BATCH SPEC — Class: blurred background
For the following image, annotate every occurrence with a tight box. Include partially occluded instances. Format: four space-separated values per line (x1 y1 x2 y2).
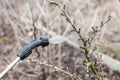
0 0 120 80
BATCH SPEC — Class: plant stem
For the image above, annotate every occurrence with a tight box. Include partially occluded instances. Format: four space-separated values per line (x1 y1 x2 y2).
80 35 103 80
50 2 104 80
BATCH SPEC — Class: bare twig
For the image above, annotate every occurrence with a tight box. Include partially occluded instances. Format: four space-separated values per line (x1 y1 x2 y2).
30 4 41 58
31 59 82 80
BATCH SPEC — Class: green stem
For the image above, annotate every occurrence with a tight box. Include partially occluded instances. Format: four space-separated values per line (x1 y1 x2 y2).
83 41 103 80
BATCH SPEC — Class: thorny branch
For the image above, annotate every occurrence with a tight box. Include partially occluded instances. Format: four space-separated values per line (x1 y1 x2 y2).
49 1 111 80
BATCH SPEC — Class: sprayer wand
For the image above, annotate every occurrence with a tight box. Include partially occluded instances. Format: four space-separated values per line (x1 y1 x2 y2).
0 37 49 79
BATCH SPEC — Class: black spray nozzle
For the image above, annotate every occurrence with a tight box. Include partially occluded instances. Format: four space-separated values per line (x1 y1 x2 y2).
17 37 49 60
